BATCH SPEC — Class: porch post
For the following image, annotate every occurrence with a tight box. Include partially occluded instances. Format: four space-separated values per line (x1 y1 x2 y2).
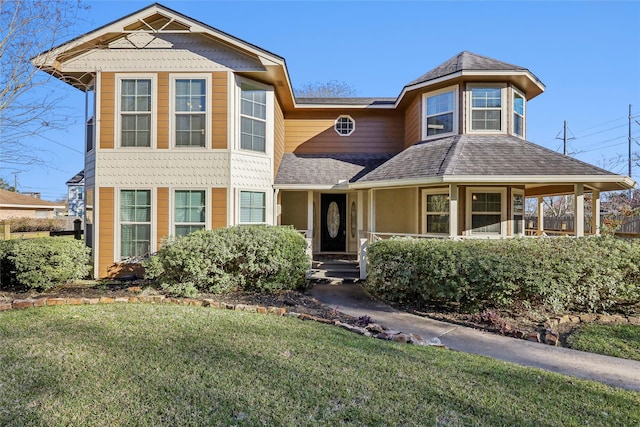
368 189 376 235
592 190 600 235
575 184 584 237
537 196 545 235
449 184 458 238
273 189 280 225
357 190 364 237
306 191 314 239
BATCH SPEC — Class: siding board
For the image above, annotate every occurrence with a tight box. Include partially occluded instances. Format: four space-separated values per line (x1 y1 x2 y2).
211 187 227 229
98 187 114 278
404 96 421 148
274 97 285 177
212 72 228 149
157 187 169 247
157 72 169 149
100 73 115 149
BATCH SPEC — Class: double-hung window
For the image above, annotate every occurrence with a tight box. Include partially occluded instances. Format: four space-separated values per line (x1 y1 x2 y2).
468 189 505 235
174 190 206 237
175 78 206 147
423 87 457 138
513 90 525 137
240 191 266 223
240 83 267 152
423 191 450 234
470 85 504 132
120 190 151 258
120 79 152 147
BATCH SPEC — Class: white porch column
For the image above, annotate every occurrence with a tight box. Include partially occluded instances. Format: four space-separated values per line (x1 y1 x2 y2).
273 189 280 225
575 184 584 237
368 189 376 235
592 190 600 235
537 196 545 235
449 184 458 238
306 191 314 238
357 190 364 236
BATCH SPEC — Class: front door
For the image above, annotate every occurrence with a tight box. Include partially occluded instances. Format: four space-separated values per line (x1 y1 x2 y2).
320 194 346 252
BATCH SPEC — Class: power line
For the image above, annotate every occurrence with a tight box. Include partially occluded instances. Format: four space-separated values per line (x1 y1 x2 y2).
37 134 83 154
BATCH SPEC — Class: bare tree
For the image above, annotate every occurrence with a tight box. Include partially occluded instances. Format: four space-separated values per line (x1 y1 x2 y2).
0 0 88 167
294 80 358 98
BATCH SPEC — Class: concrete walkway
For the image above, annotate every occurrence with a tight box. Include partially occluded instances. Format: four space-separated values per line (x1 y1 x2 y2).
310 282 640 392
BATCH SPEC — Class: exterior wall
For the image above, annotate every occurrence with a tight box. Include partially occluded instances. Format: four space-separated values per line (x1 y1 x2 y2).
157 72 169 149
157 187 169 247
404 95 421 148
212 71 228 149
375 188 418 234
280 191 308 231
99 72 115 149
211 187 227 229
273 97 285 178
284 110 404 154
0 208 57 220
97 187 114 278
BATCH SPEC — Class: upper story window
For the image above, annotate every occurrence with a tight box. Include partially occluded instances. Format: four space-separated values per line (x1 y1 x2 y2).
335 115 355 136
468 84 506 133
422 86 458 139
119 78 152 147
174 77 207 148
240 83 267 152
513 89 525 138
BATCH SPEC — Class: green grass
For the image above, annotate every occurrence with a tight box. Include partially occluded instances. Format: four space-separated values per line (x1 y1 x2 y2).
566 323 640 361
0 305 638 426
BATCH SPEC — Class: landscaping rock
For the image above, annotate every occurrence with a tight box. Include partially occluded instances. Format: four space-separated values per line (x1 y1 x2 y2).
114 297 129 303
579 314 597 323
67 298 83 305
99 297 114 304
12 299 35 309
0 302 13 311
365 323 385 334
47 298 66 306
628 316 640 325
527 332 541 343
83 298 100 304
33 298 47 307
544 331 559 346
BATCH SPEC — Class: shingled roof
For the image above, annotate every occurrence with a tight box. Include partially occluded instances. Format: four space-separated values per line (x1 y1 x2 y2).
0 189 65 208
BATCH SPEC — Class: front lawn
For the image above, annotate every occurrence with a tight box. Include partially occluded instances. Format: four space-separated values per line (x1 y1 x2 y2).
0 305 638 426
566 323 640 361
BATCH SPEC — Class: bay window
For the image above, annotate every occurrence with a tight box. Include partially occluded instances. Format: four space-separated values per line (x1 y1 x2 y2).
469 85 505 132
240 83 267 152
240 191 266 223
512 191 525 236
467 188 506 235
423 191 450 234
513 90 525 137
423 87 457 138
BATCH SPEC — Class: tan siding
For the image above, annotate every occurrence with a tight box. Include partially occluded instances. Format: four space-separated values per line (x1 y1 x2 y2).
280 191 307 230
157 72 169 149
375 188 418 234
404 95 421 148
284 111 404 154
157 187 169 246
274 97 285 177
100 73 115 149
212 72 228 149
98 187 114 278
211 187 227 229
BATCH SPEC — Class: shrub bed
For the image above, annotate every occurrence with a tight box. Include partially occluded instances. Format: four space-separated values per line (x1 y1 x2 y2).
366 236 640 314
0 238 91 290
144 225 309 295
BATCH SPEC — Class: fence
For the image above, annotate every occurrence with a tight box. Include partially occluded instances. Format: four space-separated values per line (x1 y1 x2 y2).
0 219 83 241
526 215 640 237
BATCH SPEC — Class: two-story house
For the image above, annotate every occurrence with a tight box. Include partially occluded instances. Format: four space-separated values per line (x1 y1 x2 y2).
33 3 635 279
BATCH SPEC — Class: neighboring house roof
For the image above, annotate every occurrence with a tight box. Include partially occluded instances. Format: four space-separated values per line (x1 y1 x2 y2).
66 170 85 185
275 136 634 192
0 189 65 209
275 153 393 187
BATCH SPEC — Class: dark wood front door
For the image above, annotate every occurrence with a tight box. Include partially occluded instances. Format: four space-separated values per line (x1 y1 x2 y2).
320 194 346 252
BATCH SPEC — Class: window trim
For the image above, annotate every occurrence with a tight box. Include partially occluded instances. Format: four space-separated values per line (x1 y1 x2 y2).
115 74 157 149
466 83 507 134
465 187 507 236
421 188 450 235
169 73 211 149
511 189 525 236
238 189 267 224
172 188 209 237
421 85 458 140
117 188 154 260
235 77 273 155
334 115 355 136
512 87 526 138
239 81 268 153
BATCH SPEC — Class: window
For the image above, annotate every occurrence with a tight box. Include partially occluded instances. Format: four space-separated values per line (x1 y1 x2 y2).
240 83 267 152
513 90 525 137
120 79 152 147
334 115 355 136
468 189 505 235
423 192 450 234
470 86 504 132
120 190 151 258
174 190 206 237
512 191 525 236
86 88 95 152
240 191 266 223
175 78 206 147
423 87 457 138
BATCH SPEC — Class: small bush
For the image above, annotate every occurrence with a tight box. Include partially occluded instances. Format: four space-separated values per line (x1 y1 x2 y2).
144 226 309 293
4 217 66 232
1 238 91 290
366 236 640 314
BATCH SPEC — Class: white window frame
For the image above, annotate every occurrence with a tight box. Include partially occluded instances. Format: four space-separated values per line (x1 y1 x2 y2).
116 74 157 149
117 188 154 260
421 189 450 235
169 73 211 149
467 83 507 134
512 87 526 138
334 115 355 136
172 188 209 237
238 189 267 224
465 187 507 237
511 189 525 236
422 85 458 140
235 77 273 155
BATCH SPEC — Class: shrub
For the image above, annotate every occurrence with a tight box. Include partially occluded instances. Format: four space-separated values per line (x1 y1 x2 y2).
366 236 640 314
3 217 66 232
1 238 91 290
144 225 309 293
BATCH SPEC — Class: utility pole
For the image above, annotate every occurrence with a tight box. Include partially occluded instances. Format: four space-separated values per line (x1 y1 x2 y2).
12 172 18 192
629 104 633 200
556 121 574 156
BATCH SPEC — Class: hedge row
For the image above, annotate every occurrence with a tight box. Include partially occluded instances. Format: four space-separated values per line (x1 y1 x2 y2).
2 217 67 232
144 225 309 296
0 238 91 290
366 236 640 314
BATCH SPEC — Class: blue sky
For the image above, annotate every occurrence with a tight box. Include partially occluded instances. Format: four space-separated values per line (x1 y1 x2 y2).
5 0 640 201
